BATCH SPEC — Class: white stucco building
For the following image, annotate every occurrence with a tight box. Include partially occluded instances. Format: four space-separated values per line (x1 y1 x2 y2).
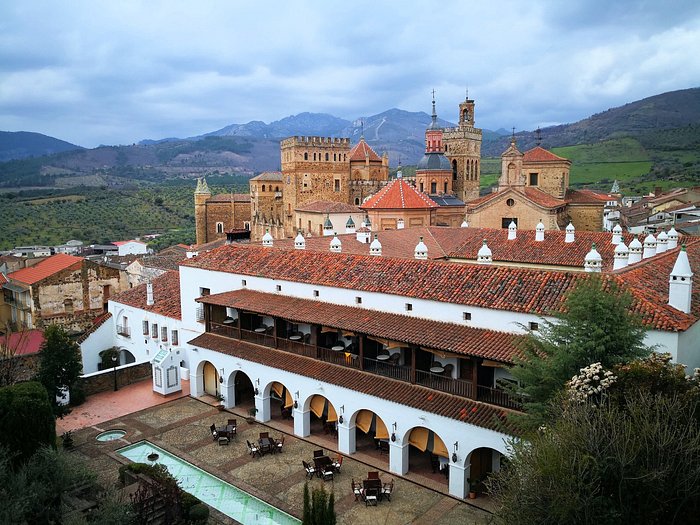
81 225 699 500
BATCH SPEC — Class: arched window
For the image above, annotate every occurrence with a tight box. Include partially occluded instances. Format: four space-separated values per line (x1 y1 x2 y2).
334 153 337 161
431 181 437 193
325 152 329 161
444 182 448 193
304 152 308 160
313 152 316 161
262 184 266 192
355 197 360 205
216 222 224 233
452 160 458 181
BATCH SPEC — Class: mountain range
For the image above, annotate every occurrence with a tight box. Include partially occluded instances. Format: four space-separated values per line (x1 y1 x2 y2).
0 87 698 188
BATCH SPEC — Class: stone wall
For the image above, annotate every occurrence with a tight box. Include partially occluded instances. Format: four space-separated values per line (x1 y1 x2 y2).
523 161 570 199
568 203 604 232
80 361 152 396
203 201 251 243
467 194 561 230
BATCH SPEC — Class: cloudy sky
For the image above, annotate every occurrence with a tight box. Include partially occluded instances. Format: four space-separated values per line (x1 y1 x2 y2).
1 0 699 147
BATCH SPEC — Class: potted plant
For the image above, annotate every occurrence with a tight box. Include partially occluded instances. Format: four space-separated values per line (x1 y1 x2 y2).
61 430 74 450
214 393 225 410
247 406 258 423
467 478 479 499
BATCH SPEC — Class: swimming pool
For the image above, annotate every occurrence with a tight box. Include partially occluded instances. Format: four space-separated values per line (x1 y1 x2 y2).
118 441 300 525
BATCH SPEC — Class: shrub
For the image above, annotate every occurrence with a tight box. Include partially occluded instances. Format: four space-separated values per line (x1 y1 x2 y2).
187 503 209 524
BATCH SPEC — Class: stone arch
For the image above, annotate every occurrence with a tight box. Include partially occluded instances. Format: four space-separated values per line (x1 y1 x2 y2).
118 347 136 365
400 425 451 480
195 359 220 397
348 408 391 459
223 369 255 409
465 445 507 493
263 380 295 421
452 159 458 181
301 393 338 436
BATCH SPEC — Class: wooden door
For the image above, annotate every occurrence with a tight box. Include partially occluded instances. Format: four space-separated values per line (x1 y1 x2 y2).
203 362 218 396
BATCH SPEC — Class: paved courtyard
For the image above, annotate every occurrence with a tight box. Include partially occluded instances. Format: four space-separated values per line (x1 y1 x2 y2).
69 392 492 524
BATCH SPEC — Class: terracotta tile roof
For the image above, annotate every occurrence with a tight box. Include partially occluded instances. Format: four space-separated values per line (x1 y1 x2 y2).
141 254 185 271
76 312 112 344
566 189 612 204
523 187 567 208
189 333 519 434
197 289 522 363
0 329 45 356
348 138 382 162
110 271 181 320
523 146 569 163
295 201 362 214
8 254 83 285
0 273 7 286
206 193 251 203
250 171 283 181
465 191 501 207
181 243 698 331
447 228 639 271
361 179 439 210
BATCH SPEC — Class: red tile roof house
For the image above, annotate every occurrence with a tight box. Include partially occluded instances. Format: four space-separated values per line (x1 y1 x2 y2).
1 253 128 334
83 225 699 500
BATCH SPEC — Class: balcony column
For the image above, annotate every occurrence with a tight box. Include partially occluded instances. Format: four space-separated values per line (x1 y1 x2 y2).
293 405 311 437
410 346 417 384
389 440 409 475
471 358 479 400
254 392 271 422
273 317 278 348
448 461 468 499
190 369 204 397
337 419 356 455
205 304 211 332
222 379 235 409
358 336 364 371
237 313 242 339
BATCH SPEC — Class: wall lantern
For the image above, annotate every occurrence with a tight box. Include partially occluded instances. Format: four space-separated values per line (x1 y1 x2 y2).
452 441 458 463
338 405 344 425
391 422 397 442
254 378 260 396
294 391 299 409
219 368 224 383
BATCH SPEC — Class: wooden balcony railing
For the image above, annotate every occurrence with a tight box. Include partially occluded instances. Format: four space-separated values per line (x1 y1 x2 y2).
207 321 520 410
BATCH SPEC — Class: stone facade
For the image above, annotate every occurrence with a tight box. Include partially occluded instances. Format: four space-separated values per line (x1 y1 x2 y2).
567 203 604 231
443 97 482 203
250 172 285 242
194 178 251 245
466 189 562 230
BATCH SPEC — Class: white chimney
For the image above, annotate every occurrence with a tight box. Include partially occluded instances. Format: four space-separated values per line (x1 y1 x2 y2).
535 220 545 242
397 218 405 230
612 224 623 245
628 236 643 265
565 222 575 243
330 233 342 253
294 231 306 250
656 230 668 254
461 218 469 228
369 234 382 256
508 220 517 240
323 215 334 237
613 241 629 271
668 245 693 313
356 227 371 244
345 216 356 235
414 236 428 260
146 282 154 306
477 239 492 264
667 227 679 249
642 233 657 259
186 245 198 258
262 229 274 247
584 243 603 272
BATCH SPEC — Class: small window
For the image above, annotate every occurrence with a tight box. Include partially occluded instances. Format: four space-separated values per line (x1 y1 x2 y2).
325 153 329 161
304 152 308 160
200 287 210 296
171 330 179 346
142 320 149 335
161 326 168 341
276 285 282 292
405 303 413 312
334 179 340 192
313 290 319 297
151 323 158 338
529 322 539 331
63 299 74 315
216 222 224 233
506 198 515 207
463 312 471 321
241 279 247 287
529 173 539 186
355 297 362 304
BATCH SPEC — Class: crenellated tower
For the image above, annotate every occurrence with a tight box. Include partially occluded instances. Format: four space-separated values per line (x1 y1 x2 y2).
194 177 211 245
443 92 482 202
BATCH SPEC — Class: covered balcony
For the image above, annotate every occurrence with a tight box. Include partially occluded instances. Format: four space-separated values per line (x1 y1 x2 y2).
196 290 522 411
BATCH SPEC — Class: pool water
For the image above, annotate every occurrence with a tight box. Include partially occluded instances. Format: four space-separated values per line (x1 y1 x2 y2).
118 441 300 525
96 430 127 441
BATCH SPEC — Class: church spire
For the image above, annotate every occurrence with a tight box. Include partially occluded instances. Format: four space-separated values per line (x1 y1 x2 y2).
429 89 439 129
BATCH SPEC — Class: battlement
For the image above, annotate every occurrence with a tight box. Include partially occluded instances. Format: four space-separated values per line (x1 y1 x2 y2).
281 136 351 148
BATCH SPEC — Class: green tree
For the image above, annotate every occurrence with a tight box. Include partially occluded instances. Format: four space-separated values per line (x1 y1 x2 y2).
302 482 311 525
0 382 55 466
38 325 83 417
510 275 649 430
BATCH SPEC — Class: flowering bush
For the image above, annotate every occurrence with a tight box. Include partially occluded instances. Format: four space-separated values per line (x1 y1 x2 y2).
567 362 616 403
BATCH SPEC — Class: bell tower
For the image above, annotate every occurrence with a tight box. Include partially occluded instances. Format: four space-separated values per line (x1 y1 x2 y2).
443 90 482 203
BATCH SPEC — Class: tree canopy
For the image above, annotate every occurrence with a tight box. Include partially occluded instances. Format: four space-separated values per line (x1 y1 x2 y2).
38 325 83 417
509 275 650 430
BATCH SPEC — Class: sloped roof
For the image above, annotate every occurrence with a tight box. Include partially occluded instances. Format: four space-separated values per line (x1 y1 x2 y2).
523 146 569 163
295 201 362 214
348 138 382 162
566 189 612 204
361 179 439 210
8 254 83 285
0 329 45 356
189 333 519 434
110 271 181 320
250 171 283 181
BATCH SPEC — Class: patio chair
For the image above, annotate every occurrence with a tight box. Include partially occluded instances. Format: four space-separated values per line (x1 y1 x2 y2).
443 364 454 377
276 436 285 453
281 406 292 419
259 431 269 439
302 460 317 480
247 440 261 458
210 424 218 440
313 449 324 458
322 468 334 481
430 454 440 473
379 441 390 455
368 471 380 480
388 353 401 365
365 487 379 507
352 479 364 501
227 419 237 436
381 480 394 502
332 454 343 473
218 435 229 446
304 333 311 344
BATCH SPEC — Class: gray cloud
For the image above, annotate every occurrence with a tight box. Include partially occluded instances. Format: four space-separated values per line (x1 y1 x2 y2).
0 0 698 147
